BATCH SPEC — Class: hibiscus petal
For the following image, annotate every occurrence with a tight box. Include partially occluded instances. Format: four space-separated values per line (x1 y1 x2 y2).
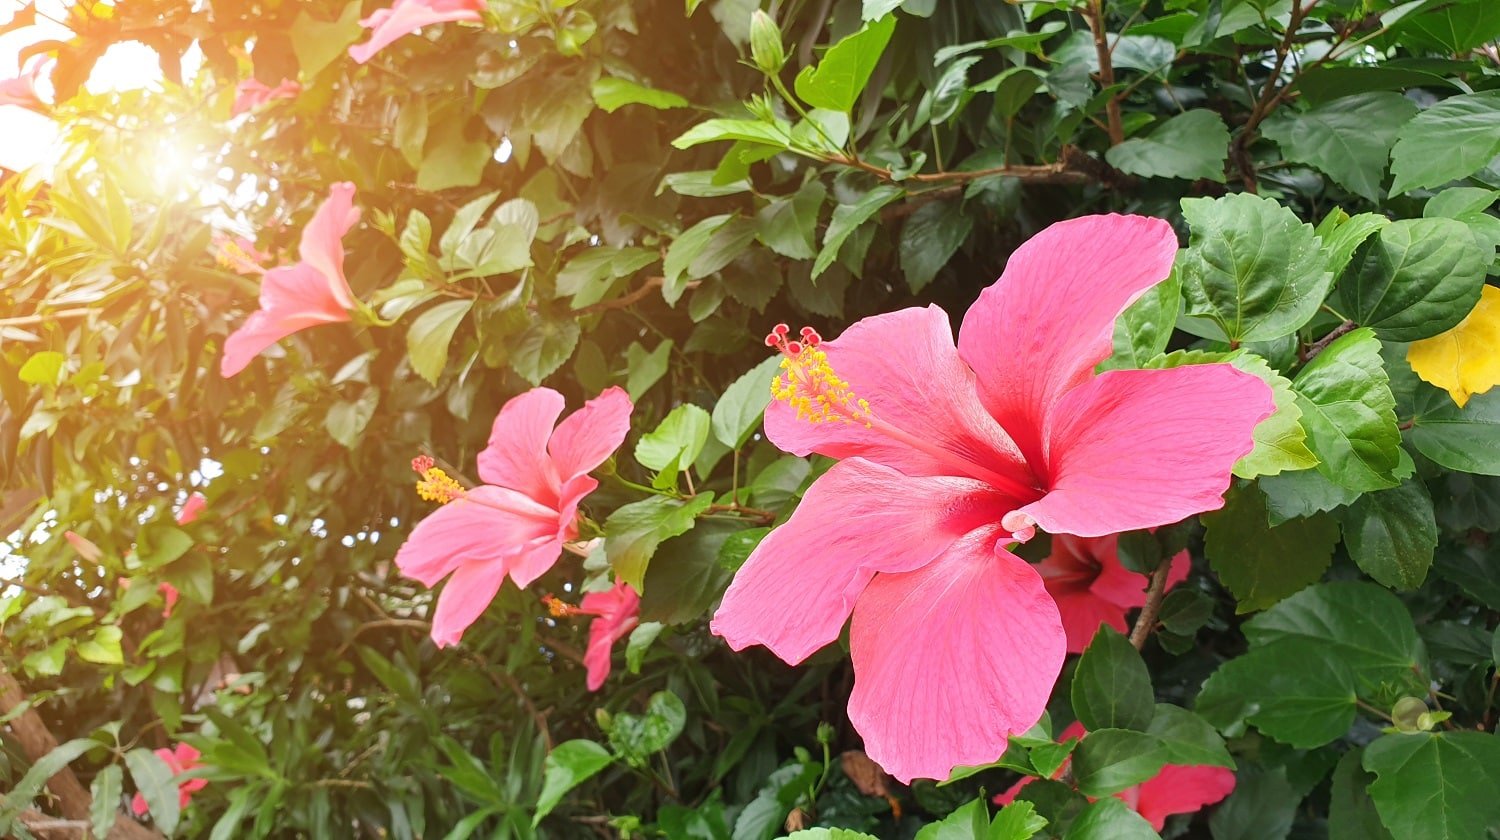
296 182 359 309
764 305 1031 487
348 0 485 64
581 582 640 691
477 388 566 502
393 486 557 587
712 458 1013 665
1018 365 1273 537
957 215 1178 467
1052 590 1132 654
220 300 347 377
430 559 508 647
548 386 633 481
1089 547 1190 611
847 531 1065 783
1134 765 1236 830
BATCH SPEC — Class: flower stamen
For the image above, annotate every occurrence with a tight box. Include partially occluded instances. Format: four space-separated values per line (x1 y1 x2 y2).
766 324 873 427
412 455 464 504
542 594 579 618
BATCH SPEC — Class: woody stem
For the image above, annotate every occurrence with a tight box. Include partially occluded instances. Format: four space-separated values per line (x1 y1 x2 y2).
1129 560 1173 650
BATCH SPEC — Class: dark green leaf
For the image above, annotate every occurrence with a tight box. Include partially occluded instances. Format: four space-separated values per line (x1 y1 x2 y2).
1389 90 1500 194
1203 485 1339 612
1328 748 1393 840
1363 731 1500 840
1335 477 1437 589
1071 627 1154 732
1262 93 1416 201
1063 796 1158 840
126 746 181 835
1070 729 1170 797
1105 109 1228 181
899 199 972 293
1409 388 1500 476
1337 218 1486 341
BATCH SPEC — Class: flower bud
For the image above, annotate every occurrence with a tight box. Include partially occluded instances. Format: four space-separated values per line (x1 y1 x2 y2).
750 10 786 75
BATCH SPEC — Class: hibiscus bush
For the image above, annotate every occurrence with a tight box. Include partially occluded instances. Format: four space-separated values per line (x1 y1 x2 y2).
3 0 1500 838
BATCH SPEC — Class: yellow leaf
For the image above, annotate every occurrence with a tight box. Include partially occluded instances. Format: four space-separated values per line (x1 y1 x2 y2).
1407 285 1500 407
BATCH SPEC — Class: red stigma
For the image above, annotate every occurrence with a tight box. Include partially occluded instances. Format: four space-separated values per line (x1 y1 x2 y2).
411 455 434 474
765 332 781 347
773 323 790 337
786 341 803 355
765 324 823 356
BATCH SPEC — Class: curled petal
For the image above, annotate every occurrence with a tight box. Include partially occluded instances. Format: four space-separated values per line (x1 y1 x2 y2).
393 486 557 588
1018 365 1273 537
220 264 351 377
580 581 640 691
348 0 486 64
296 182 359 309
712 458 1013 665
958 215 1179 467
764 305 1031 489
1135 765 1236 830
548 386 634 482
848 531 1065 783
430 559 507 647
477 388 566 503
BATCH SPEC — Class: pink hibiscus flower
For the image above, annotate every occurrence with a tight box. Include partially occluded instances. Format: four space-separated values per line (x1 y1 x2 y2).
546 581 641 690
1039 534 1189 654
158 582 181 619
0 58 50 111
348 0 486 64
63 530 103 563
220 183 360 378
230 77 301 116
995 722 1235 831
176 492 207 525
213 234 273 275
130 743 207 817
395 387 633 647
710 214 1274 783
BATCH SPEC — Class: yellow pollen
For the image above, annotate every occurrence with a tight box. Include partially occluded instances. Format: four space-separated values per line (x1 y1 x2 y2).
415 467 465 504
770 347 873 427
542 595 578 618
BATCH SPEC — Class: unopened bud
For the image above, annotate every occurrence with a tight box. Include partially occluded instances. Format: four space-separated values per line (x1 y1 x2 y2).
750 10 786 75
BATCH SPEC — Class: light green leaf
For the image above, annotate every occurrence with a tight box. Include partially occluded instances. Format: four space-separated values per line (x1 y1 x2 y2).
90 764 123 840
636 404 712 473
591 77 690 113
712 356 782 450
126 746 181 835
605 494 715 592
1101 273 1179 371
793 15 898 113
18 350 65 385
533 740 614 825
291 0 362 78
1363 731 1500 840
671 118 791 150
406 300 473 386
1292 328 1401 492
558 246 659 308
1105 109 1228 181
1389 90 1500 194
626 621 664 674
1314 209 1389 280
1071 626 1154 733
1337 218 1486 342
325 388 380 449
1178 193 1330 342
416 122 491 192
448 198 538 277
664 214 734 304
756 180 826 260
77 625 123 665
607 691 688 767
1262 92 1417 201
511 319 581 385
815 186 903 278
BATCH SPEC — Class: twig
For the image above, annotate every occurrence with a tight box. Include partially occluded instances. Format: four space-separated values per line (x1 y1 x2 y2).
0 309 92 328
1083 0 1124 145
1128 561 1173 650
829 154 1094 186
704 503 776 525
1234 0 1319 189
1300 319 1356 362
574 277 699 315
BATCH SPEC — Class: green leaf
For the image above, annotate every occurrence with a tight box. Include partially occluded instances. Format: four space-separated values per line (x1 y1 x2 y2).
138 525 194 569
1292 328 1401 492
1196 638 1357 748
1070 729 1170 797
671 118 791 150
1328 748 1393 840
814 186 903 278
636 404 712 473
439 191 499 255
1208 768 1295 840
1178 193 1330 342
1105 109 1228 181
1389 90 1500 195
1145 704 1234 768
793 15 898 112
640 518 741 625
712 356 782 450
1203 485 1339 612
3 738 96 821
913 796 988 840
18 350 64 385
23 639 68 676
325 388 380 449
406 300 473 386
1262 92 1417 201
591 77 689 113
448 198 538 276
1363 731 1500 840
624 340 673 401
1336 218 1486 341
756 180 826 260
625 621 664 673
1315 210 1390 280
664 214 734 304
1259 466 1359 525
1247 581 1427 688
126 746 181 835
533 740 614 825
77 625 123 665
291 0 362 77
1063 796 1158 840
511 319 580 386
1335 477 1437 590
90 764 123 840
558 246 659 308
1101 273 1179 371
1409 381 1500 476
898 198 972 293
416 122 491 192
1071 626 1154 732
607 691 687 766
604 494 715 592
991 800 1048 840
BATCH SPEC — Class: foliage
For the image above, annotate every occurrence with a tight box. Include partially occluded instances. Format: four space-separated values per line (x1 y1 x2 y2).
1 0 1499 838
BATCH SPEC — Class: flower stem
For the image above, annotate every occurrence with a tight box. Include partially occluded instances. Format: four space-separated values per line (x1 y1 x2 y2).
1128 560 1173 650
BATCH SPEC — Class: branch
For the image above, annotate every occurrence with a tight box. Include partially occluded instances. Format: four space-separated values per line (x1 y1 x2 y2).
0 668 164 840
830 153 1096 187
574 276 699 315
1083 0 1124 145
1128 561 1174 650
1300 319 1356 362
1234 0 1319 189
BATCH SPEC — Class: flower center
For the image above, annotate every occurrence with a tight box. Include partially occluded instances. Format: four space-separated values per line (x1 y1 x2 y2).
542 594 579 618
411 455 465 504
215 237 266 274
